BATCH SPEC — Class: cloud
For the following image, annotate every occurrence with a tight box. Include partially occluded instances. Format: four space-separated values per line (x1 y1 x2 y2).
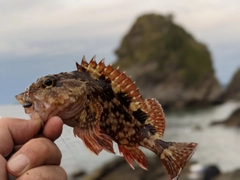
0 0 133 57
0 41 86 57
0 0 240 94
0 0 128 39
1 0 240 57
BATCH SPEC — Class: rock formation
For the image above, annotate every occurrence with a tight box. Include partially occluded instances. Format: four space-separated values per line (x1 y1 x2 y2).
114 13 223 109
225 68 240 101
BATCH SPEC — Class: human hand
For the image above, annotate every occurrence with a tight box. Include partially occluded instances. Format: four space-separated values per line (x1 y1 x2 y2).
0 116 67 180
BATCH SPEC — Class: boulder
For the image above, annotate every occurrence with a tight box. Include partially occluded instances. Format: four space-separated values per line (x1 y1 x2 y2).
114 13 223 109
203 165 221 180
215 169 240 180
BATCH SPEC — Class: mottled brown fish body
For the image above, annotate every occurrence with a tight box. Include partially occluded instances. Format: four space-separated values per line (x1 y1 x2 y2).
16 56 197 180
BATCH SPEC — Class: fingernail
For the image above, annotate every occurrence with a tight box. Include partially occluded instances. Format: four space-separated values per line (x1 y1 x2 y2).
8 154 29 174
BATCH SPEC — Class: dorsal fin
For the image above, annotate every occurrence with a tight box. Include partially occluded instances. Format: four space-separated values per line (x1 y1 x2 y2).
141 98 165 138
76 56 143 102
130 98 166 138
76 57 165 137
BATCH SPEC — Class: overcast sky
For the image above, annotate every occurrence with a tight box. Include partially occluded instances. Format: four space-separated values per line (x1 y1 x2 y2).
0 0 240 104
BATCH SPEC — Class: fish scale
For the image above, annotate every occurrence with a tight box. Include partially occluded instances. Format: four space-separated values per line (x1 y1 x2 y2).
16 56 198 180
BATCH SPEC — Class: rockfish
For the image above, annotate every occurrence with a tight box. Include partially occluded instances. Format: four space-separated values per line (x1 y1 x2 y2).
16 56 197 179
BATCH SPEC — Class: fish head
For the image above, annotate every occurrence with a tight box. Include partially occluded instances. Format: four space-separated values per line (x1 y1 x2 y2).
16 72 87 124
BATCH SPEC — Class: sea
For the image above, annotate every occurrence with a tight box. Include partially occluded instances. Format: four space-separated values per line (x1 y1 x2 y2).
1 101 240 178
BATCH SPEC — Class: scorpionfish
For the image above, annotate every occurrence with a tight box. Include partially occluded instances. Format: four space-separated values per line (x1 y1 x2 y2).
16 56 197 179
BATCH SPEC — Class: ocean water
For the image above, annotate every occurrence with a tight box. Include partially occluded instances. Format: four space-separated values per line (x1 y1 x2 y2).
1 101 240 178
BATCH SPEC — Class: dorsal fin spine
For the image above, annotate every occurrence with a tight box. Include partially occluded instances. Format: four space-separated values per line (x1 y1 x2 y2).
95 61 105 73
125 83 136 92
113 73 127 84
109 68 121 80
103 65 113 76
91 55 96 62
89 57 97 69
100 58 105 63
82 55 87 62
81 57 89 67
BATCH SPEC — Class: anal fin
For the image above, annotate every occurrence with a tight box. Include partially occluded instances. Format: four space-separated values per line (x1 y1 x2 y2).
118 145 148 170
94 133 115 154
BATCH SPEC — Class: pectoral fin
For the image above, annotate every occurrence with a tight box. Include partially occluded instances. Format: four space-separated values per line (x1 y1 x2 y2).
74 101 114 155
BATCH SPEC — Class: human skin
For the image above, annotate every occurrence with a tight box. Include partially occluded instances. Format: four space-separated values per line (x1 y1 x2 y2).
0 116 67 180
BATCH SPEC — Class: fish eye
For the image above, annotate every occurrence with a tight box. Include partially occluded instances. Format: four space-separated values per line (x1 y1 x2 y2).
42 78 56 88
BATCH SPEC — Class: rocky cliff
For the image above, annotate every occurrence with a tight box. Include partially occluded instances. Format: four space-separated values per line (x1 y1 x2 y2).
114 13 223 109
224 68 240 100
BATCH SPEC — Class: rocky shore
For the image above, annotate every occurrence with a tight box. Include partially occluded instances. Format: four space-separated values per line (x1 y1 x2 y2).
74 156 192 180
70 156 240 180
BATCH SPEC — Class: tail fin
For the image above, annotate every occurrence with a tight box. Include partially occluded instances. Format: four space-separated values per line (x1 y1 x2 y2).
156 140 197 180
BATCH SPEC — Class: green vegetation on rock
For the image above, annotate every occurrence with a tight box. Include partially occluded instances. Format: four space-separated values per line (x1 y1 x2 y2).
115 14 213 86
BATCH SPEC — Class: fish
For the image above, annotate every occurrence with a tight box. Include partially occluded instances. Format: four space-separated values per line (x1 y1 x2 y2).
16 56 197 179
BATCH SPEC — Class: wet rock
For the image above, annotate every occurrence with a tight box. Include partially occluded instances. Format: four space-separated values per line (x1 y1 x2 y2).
203 165 220 180
79 157 240 180
231 169 240 180
214 169 240 180
82 156 195 180
193 124 202 131
210 107 240 127
71 169 86 179
114 13 223 110
188 163 221 180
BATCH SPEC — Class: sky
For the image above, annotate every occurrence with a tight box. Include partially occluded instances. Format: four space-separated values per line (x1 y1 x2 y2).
0 0 240 104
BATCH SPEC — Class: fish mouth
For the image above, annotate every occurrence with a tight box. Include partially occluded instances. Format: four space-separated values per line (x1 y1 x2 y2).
15 93 38 118
16 89 87 125
23 101 32 108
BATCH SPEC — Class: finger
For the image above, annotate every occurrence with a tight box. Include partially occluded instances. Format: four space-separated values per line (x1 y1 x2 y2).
16 166 67 180
7 137 61 177
0 118 42 157
0 155 7 180
42 116 63 141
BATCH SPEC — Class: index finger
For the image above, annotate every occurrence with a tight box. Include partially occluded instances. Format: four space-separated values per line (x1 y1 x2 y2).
0 118 42 157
